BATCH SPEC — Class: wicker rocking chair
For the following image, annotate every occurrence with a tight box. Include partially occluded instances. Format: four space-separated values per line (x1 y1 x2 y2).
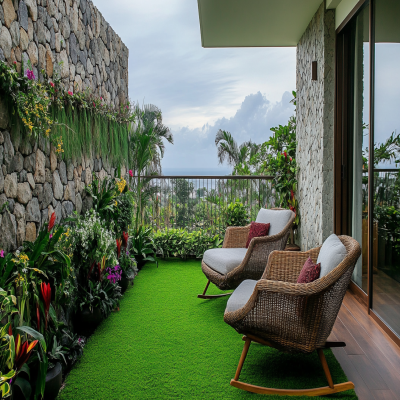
224 235 361 396
198 208 295 299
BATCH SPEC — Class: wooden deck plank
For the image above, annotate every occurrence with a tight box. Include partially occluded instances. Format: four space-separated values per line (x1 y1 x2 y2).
342 293 400 366
338 306 400 395
334 293 400 400
331 347 376 400
332 317 365 355
372 390 399 400
347 355 388 390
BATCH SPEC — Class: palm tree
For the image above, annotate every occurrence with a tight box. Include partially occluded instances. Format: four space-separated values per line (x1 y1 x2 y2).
215 129 260 170
129 104 173 229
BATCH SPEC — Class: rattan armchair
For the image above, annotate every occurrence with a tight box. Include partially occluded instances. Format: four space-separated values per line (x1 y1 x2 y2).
198 208 295 299
224 235 361 396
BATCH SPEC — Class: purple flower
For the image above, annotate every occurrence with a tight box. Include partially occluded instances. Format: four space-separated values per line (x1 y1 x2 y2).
26 69 36 80
0 249 4 258
106 265 122 284
126 250 129 256
49 234 53 239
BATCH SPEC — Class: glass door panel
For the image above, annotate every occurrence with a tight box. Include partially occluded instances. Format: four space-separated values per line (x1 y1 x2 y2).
372 0 400 336
346 4 370 292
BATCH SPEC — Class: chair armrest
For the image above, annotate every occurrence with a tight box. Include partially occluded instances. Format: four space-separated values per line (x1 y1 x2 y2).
262 247 321 282
224 277 329 325
223 225 250 248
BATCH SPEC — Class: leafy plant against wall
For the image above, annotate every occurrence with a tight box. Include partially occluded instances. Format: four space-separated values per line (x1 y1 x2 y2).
223 200 249 227
0 60 133 164
153 229 223 259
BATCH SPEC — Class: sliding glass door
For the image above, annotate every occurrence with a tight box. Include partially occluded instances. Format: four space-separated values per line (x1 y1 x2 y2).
372 0 400 335
336 2 370 293
336 0 400 340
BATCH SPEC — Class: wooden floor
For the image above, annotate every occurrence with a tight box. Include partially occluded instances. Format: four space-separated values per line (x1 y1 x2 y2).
329 290 400 400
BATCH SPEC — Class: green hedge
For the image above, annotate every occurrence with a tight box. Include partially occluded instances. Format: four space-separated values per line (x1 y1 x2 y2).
153 229 223 259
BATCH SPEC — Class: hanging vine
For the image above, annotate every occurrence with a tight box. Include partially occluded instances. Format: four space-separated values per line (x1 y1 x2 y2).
0 60 134 166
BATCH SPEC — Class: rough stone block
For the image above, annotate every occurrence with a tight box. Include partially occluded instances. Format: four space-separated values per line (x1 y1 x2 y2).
0 211 16 251
25 221 36 242
4 173 17 198
17 182 32 204
52 170 63 199
26 197 40 222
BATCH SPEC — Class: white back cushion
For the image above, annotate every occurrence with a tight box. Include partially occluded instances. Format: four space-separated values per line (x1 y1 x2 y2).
317 234 348 277
255 208 294 236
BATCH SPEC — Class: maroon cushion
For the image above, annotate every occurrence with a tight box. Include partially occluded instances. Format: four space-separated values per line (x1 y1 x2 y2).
245 222 270 248
297 257 321 283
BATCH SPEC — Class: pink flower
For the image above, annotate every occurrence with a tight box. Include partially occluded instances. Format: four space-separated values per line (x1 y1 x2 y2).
26 69 35 80
50 82 55 88
49 234 53 239
13 61 17 64
0 250 4 258
68 91 73 95
126 106 129 109
93 102 96 107
100 97 103 100
129 170 133 177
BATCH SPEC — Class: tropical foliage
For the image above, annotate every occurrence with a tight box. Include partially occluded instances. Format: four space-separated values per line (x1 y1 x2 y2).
0 59 133 164
153 229 223 259
224 199 249 227
214 91 299 225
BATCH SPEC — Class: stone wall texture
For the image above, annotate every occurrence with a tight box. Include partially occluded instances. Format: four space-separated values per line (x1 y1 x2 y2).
0 0 129 252
296 2 335 250
0 127 128 252
0 0 129 105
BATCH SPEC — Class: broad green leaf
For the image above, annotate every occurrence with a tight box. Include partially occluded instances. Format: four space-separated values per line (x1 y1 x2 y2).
14 376 32 400
16 326 46 352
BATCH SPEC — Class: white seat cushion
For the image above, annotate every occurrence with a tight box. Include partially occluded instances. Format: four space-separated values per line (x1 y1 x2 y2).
226 280 257 312
256 208 293 236
317 234 348 277
203 248 247 275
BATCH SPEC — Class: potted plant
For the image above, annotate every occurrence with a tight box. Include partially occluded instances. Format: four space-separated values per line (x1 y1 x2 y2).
60 329 85 371
44 336 67 400
118 253 137 293
129 226 155 270
75 278 121 336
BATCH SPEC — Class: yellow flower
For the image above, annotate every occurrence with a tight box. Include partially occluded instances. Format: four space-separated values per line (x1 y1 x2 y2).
19 254 29 262
114 201 118 206
116 179 126 193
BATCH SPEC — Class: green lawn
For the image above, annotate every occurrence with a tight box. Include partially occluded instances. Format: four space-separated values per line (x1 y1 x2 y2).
58 259 357 400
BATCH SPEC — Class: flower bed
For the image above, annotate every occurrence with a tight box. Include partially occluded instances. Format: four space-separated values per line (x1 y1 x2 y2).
0 174 137 399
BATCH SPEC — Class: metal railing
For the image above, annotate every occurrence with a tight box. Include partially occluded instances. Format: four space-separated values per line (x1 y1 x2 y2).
132 175 277 233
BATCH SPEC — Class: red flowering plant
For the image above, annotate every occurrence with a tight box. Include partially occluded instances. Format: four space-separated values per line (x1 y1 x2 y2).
0 290 48 400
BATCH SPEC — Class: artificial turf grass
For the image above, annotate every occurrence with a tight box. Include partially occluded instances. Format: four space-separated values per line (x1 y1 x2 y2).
58 259 358 400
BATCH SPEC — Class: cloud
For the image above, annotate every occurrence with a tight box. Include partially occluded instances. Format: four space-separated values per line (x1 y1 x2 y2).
162 91 295 169
93 0 296 128
92 0 296 170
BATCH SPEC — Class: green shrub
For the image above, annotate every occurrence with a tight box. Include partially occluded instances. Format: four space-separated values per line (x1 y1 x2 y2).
116 191 134 234
153 229 223 259
223 200 249 227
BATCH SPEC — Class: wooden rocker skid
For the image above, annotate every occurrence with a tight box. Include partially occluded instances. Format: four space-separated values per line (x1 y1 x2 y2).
230 335 355 397
197 280 232 299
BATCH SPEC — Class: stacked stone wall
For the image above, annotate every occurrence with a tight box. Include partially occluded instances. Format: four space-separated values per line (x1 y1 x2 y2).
0 0 129 105
0 0 129 251
0 125 128 252
296 2 335 250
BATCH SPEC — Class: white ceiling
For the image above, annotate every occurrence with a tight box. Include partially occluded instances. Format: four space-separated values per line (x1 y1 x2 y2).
197 0 324 47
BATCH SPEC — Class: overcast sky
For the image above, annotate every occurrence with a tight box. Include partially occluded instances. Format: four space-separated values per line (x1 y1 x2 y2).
94 0 296 170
